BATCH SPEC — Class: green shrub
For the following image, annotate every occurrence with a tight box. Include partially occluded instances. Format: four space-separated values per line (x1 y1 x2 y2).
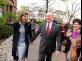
69 24 81 29
80 27 81 30
29 18 32 22
0 25 14 40
69 24 73 29
3 11 16 20
36 20 43 24
57 22 62 25
0 16 7 25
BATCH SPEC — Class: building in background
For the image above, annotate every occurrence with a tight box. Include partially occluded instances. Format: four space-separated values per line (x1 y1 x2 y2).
1 0 17 23
4 0 17 15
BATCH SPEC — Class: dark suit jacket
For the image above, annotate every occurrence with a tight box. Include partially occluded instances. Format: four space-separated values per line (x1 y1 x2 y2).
53 20 57 24
65 23 70 32
31 22 62 53
12 22 32 58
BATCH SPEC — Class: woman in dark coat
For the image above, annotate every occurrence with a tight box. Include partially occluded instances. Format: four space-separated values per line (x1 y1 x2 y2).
12 11 32 61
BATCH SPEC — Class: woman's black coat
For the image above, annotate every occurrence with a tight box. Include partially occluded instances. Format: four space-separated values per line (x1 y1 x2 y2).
12 22 32 58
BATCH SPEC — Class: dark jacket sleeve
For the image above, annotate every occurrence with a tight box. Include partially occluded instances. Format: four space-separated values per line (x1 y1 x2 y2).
12 22 16 41
65 24 68 32
53 20 57 24
57 25 62 51
55 20 57 24
64 39 71 53
30 24 41 42
61 26 62 31
29 24 32 40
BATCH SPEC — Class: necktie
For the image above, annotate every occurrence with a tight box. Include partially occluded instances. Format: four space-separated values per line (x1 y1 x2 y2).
47 24 50 37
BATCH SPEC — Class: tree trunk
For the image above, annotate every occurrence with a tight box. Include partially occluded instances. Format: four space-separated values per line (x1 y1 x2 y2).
69 15 73 21
46 0 48 13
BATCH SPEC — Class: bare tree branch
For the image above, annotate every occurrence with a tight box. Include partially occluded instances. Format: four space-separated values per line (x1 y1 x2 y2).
62 0 81 21
71 0 76 15
73 7 81 15
48 0 51 2
48 0 56 7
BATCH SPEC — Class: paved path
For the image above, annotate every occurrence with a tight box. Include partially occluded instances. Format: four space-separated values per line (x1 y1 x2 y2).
19 25 66 61
26 35 66 61
0 39 6 46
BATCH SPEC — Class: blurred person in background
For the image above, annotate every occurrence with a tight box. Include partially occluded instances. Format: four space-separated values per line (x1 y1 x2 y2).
61 22 66 52
53 17 57 24
65 21 70 32
43 20 46 23
31 18 36 36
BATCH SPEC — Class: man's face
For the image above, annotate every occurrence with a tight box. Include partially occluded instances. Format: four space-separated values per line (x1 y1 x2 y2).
67 21 70 24
43 21 45 22
46 13 53 23
54 18 56 20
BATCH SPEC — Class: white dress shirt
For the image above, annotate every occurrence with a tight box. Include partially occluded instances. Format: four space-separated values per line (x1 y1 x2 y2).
46 22 52 31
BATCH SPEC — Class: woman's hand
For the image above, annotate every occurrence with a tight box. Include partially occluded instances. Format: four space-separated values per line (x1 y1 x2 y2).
29 41 33 45
61 31 65 33
32 28 34 30
67 32 72 37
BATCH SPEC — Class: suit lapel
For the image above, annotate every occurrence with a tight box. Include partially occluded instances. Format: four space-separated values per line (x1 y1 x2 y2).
47 22 55 38
25 23 29 35
24 23 26 35
44 22 47 37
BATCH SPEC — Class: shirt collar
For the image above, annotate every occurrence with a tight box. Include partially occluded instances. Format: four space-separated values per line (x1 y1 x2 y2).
47 22 52 26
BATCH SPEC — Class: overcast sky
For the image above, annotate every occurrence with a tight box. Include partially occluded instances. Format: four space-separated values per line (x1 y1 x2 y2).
17 0 39 9
17 0 81 19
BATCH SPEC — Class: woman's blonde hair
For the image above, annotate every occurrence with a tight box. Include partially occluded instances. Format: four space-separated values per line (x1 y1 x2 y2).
62 22 66 26
18 11 28 24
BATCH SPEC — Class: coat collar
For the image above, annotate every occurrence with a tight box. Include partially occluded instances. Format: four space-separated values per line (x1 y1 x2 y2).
17 22 29 34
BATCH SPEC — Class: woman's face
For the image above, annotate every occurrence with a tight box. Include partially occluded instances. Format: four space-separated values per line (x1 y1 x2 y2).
73 22 81 30
32 19 34 22
22 15 28 23
62 24 65 27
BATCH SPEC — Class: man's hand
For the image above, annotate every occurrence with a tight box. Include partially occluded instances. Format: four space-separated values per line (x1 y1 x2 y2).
29 41 33 45
32 28 34 30
61 31 65 33
56 51 60 57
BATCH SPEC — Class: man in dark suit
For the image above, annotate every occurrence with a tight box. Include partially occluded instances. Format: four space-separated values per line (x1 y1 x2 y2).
53 17 57 24
30 12 62 61
65 21 70 32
